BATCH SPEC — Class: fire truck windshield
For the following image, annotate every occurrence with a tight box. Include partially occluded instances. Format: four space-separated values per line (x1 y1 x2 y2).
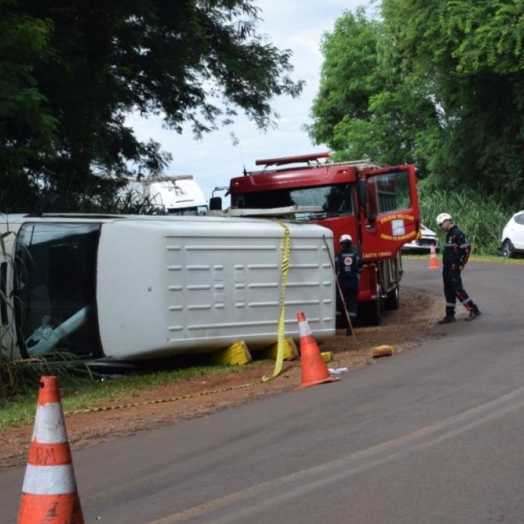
232 183 354 218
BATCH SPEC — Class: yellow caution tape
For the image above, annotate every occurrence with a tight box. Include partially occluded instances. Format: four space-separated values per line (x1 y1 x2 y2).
64 381 262 416
262 221 291 382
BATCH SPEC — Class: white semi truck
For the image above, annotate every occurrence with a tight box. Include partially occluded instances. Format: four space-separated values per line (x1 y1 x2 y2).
0 214 335 365
119 174 208 215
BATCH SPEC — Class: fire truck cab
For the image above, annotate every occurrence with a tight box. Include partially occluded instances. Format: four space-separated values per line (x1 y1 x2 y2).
221 152 421 326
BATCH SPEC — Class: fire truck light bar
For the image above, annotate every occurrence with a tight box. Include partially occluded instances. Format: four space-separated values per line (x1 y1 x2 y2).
255 152 331 167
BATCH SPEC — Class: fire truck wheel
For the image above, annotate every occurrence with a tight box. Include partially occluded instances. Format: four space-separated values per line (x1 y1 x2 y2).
384 286 400 310
360 295 382 326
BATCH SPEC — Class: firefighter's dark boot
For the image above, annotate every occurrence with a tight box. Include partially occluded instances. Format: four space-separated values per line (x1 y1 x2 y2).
438 315 456 325
465 309 481 321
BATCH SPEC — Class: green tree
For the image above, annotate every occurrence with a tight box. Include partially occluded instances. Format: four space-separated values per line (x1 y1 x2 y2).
381 0 524 205
0 0 304 212
310 1 524 207
307 7 437 176
0 2 57 206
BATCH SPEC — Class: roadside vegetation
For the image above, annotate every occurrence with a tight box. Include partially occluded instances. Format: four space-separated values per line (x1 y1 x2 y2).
0 361 244 431
417 182 514 257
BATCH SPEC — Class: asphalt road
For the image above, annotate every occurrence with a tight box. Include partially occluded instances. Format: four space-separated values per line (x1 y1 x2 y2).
1 258 523 524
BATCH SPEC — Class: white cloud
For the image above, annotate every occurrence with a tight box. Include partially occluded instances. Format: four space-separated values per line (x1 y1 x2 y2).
127 1 369 203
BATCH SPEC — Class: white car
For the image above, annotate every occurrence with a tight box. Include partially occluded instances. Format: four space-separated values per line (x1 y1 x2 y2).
401 223 439 253
499 210 524 258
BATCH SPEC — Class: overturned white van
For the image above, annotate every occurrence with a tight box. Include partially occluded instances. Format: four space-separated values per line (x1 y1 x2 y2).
0 214 335 364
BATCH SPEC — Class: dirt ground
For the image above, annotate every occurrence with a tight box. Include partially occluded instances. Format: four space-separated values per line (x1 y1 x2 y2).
0 286 442 472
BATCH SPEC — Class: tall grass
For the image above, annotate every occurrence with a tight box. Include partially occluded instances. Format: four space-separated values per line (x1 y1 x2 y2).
417 180 513 255
1 352 96 399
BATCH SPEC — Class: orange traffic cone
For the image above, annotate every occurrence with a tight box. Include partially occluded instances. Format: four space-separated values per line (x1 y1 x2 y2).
17 376 84 524
428 243 440 269
296 312 337 389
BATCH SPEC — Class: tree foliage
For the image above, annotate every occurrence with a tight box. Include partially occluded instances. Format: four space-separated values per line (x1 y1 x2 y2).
307 7 437 176
309 1 524 208
0 0 304 212
381 0 524 204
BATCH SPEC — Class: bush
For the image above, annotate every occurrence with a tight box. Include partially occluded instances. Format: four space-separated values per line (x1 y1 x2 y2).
417 179 511 255
1 351 96 400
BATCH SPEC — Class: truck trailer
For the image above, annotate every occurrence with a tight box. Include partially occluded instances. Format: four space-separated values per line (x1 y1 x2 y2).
118 174 208 215
0 214 335 364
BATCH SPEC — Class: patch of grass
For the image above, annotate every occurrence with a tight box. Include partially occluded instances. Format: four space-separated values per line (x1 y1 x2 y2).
0 363 251 431
470 254 524 265
403 253 524 265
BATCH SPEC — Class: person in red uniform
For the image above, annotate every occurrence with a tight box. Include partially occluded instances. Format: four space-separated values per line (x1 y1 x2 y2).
335 234 363 328
436 213 481 324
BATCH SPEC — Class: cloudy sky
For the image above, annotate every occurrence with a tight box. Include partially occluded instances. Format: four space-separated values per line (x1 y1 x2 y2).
127 1 371 204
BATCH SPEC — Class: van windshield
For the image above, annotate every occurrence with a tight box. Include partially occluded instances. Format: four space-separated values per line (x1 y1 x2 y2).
14 223 103 359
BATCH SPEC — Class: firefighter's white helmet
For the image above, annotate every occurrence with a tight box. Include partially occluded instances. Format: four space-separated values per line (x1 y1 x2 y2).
436 212 452 226
340 234 352 243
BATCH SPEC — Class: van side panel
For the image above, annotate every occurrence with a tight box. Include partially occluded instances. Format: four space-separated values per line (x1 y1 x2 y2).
97 217 335 360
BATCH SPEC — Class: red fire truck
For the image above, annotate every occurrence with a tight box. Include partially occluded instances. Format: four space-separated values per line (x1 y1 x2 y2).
213 152 421 326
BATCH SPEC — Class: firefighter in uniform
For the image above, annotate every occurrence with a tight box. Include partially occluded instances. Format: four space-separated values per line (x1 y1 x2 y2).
335 234 363 329
436 212 481 324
